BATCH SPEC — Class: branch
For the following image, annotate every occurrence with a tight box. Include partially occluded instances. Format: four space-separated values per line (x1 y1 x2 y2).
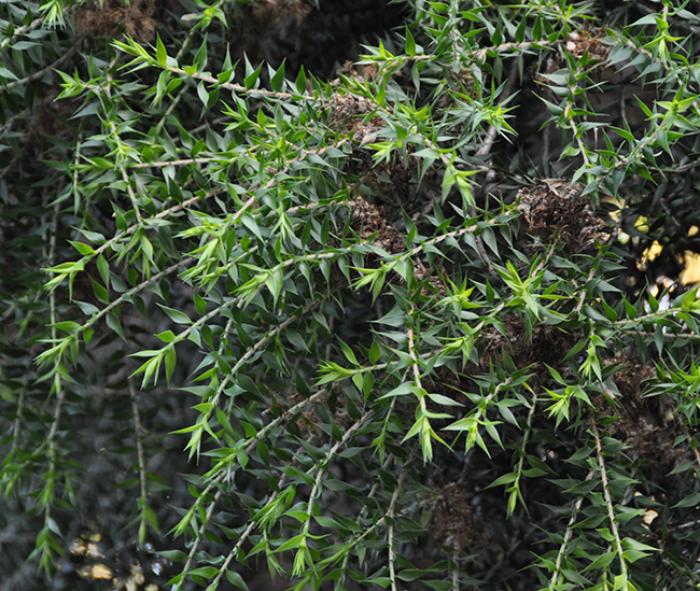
387 471 405 591
547 470 595 589
129 381 149 544
591 418 628 579
0 16 43 50
176 388 330 582
2 43 79 92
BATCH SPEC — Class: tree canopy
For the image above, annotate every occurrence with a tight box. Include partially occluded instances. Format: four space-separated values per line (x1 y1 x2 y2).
1 1 700 590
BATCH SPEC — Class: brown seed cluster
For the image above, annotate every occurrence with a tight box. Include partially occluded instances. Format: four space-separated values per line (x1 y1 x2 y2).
295 405 321 436
431 482 473 550
518 179 608 252
564 29 610 61
36 88 84 138
593 355 682 471
620 416 679 465
249 0 310 24
74 0 156 43
347 149 419 217
479 316 526 364
350 195 405 254
337 60 378 82
329 92 381 141
542 29 610 75
371 159 411 196
611 354 656 403
290 392 351 437
480 315 579 372
349 196 443 292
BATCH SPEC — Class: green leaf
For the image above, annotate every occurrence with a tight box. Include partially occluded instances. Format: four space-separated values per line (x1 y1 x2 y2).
295 66 307 94
487 472 517 488
270 60 286 92
427 393 463 407
244 64 262 89
68 241 94 256
338 340 359 365
405 27 416 56
275 534 306 553
225 570 250 591
96 255 110 287
158 305 192 325
0 67 18 80
379 382 413 399
673 492 700 508
156 34 167 66
266 268 283 305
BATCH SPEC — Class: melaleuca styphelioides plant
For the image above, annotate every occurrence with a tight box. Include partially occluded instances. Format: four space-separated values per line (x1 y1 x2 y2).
2 0 700 590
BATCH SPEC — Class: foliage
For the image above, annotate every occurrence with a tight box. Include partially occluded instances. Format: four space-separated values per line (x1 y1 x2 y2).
2 0 700 590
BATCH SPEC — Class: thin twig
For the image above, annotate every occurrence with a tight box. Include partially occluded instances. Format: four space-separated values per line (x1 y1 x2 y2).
0 16 43 50
119 165 144 223
387 471 405 591
304 412 372 525
129 381 149 541
127 156 224 169
152 0 225 135
451 544 460 591
475 61 520 161
43 201 65 546
221 297 326 413
166 65 321 103
548 469 595 589
72 257 194 341
177 388 329 581
591 418 628 578
205 412 371 591
2 43 79 92
575 267 597 314
468 61 519 266
98 140 347 263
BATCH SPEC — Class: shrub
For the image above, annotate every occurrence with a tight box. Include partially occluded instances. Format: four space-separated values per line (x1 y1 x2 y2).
1 1 700 590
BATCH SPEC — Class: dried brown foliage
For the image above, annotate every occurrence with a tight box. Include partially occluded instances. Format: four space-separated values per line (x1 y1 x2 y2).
431 482 473 550
480 314 579 373
518 179 608 252
348 196 444 292
290 392 351 437
74 0 156 43
593 355 682 473
564 29 610 61
249 0 311 25
349 196 405 254
329 92 380 141
541 28 610 75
